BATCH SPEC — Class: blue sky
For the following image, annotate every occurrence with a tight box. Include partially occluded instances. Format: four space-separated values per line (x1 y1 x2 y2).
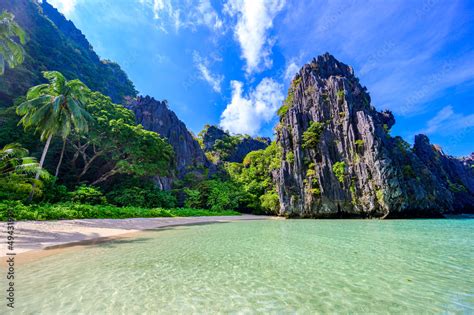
48 0 473 156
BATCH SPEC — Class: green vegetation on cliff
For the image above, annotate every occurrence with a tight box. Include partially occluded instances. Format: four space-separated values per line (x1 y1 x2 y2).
302 121 325 150
0 1 136 106
332 161 346 183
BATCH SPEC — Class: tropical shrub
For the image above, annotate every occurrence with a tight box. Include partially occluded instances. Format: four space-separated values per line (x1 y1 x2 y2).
355 139 364 149
286 151 295 163
184 188 203 209
332 161 346 183
0 143 48 201
107 185 176 208
183 179 247 211
69 185 106 205
225 142 282 214
277 104 289 117
259 191 280 214
302 121 325 150
212 136 240 160
0 201 240 221
0 174 43 201
205 180 244 211
40 177 68 203
336 89 345 99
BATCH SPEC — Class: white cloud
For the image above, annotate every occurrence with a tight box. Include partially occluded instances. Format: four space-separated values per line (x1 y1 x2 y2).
143 0 180 30
193 52 224 93
225 0 285 74
195 0 224 31
220 78 284 135
47 0 79 17
421 105 474 135
139 0 222 32
197 64 224 93
152 0 166 19
284 61 300 81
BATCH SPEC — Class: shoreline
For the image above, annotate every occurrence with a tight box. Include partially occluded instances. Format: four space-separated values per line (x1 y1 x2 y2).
0 215 273 259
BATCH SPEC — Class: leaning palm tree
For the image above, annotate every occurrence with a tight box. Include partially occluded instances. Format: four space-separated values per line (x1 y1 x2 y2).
0 10 27 75
17 71 91 188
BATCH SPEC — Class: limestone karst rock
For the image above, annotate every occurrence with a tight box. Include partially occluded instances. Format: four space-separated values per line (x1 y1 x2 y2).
275 53 473 218
200 125 270 163
125 96 212 181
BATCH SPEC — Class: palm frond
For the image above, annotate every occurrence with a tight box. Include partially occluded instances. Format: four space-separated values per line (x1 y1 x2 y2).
52 95 65 114
26 84 49 100
43 71 66 94
0 143 49 180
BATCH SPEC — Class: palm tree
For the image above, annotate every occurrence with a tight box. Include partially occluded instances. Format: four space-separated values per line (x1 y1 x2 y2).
0 10 27 75
17 71 91 187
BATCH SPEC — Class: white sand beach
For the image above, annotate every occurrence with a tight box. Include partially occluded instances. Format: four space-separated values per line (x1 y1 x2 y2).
0 215 270 257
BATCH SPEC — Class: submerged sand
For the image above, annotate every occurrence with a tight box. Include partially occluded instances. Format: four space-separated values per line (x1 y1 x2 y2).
0 215 270 257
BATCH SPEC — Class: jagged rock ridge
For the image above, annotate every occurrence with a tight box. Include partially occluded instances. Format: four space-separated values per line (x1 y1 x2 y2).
200 125 270 163
125 96 212 181
413 135 474 210
276 53 473 218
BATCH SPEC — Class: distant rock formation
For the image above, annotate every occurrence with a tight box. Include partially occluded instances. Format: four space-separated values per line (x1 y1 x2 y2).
200 125 229 152
413 135 474 211
199 125 270 163
125 96 212 179
275 53 473 218
233 137 271 163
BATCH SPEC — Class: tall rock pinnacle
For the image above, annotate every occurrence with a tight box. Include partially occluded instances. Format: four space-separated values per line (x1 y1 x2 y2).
275 53 473 218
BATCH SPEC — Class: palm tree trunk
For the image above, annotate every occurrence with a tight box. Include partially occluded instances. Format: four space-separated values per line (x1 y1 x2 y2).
28 134 52 202
36 134 52 178
55 138 66 177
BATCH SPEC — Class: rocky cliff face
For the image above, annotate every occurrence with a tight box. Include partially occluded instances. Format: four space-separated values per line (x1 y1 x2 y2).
413 135 474 211
41 1 93 53
125 96 212 180
200 125 270 163
276 53 473 218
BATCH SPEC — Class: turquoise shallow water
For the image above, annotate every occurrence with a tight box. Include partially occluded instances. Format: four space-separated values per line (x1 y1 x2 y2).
11 219 474 313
